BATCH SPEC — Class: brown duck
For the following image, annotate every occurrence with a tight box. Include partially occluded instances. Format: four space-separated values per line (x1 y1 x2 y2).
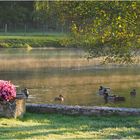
54 95 64 101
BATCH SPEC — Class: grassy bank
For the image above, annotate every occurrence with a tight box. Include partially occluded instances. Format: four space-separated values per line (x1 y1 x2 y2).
0 113 140 139
0 34 67 48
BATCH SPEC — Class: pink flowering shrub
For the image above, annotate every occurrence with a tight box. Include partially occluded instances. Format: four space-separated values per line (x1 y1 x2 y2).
0 80 16 101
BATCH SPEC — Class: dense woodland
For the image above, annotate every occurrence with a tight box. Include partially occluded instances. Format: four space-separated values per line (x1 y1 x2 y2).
0 1 65 32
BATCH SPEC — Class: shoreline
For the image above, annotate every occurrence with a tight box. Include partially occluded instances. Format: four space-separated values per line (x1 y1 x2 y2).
26 103 140 116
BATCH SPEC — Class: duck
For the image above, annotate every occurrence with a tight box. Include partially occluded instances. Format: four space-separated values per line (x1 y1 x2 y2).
54 95 64 101
130 89 136 96
98 86 111 95
98 86 104 95
114 96 125 101
22 88 29 98
104 92 125 102
16 88 29 99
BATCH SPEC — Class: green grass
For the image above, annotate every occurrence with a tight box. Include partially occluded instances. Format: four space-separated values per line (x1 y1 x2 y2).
0 113 140 139
0 33 68 48
0 32 66 37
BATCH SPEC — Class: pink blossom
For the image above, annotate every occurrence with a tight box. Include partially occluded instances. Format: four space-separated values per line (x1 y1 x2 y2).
0 80 16 101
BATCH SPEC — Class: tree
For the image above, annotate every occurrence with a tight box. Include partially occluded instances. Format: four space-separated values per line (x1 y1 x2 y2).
35 1 140 63
0 1 34 31
34 1 63 31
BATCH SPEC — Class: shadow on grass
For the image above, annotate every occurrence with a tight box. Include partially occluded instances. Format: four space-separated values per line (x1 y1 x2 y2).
0 113 140 139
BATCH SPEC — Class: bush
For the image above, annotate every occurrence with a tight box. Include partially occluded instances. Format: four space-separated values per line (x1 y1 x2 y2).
0 80 16 101
0 43 9 48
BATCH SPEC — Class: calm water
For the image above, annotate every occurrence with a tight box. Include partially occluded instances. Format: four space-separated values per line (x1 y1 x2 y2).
0 48 140 108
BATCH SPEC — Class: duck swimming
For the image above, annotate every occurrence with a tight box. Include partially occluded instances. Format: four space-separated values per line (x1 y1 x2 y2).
99 87 125 102
98 86 111 95
54 95 64 101
130 89 136 96
23 88 29 98
16 88 29 99
98 86 104 95
104 92 125 102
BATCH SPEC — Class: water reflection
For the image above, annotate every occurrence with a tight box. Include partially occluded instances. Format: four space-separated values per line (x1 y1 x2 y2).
0 48 140 108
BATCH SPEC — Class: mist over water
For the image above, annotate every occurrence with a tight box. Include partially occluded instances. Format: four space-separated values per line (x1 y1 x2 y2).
0 48 140 108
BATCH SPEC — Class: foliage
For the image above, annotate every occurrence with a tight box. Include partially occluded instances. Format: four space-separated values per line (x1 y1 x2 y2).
0 80 16 101
0 1 34 24
36 1 140 63
70 1 140 63
0 1 140 63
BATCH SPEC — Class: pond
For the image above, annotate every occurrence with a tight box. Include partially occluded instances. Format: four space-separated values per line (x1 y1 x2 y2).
0 48 140 108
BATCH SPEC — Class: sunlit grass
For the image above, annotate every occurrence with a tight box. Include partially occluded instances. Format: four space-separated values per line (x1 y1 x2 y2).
0 34 66 40
0 34 67 48
0 32 67 37
0 113 140 139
